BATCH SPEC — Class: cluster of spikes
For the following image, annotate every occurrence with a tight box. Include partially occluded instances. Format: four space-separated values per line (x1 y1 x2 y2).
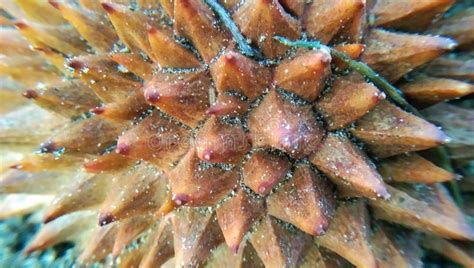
1 0 474 267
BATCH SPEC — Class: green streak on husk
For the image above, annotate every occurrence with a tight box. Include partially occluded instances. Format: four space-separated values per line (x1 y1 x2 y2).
204 0 264 60
201 0 463 207
275 36 463 207
274 36 422 116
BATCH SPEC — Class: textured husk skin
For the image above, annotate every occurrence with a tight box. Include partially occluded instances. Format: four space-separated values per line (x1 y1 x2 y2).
0 0 473 267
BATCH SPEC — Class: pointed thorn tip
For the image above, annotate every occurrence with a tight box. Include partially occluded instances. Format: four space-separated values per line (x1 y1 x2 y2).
83 161 99 173
202 149 212 161
43 212 58 224
101 2 115 13
314 224 327 236
22 89 38 99
91 106 105 115
14 21 27 29
39 141 57 153
99 212 116 226
68 59 86 70
144 90 161 103
48 1 60 9
229 244 239 254
206 106 217 115
172 193 189 206
115 143 130 155
223 53 237 65
147 25 157 34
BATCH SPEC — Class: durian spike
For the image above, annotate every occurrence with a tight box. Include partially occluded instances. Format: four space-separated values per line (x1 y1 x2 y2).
424 103 474 164
0 28 38 57
216 188 264 253
332 43 366 70
421 235 474 267
40 116 122 155
143 71 211 127
168 148 239 207
0 194 53 220
0 54 62 87
0 70 56 91
155 192 176 218
310 132 389 199
0 48 50 69
242 151 291 195
333 0 367 43
92 94 150 122
378 153 456 184
147 25 201 68
424 53 474 82
370 224 423 268
399 76 474 107
315 200 377 268
68 55 142 103
370 184 474 240
99 165 168 225
77 223 119 264
139 215 174 268
0 0 27 20
12 0 67 25
204 241 265 268
14 20 88 56
315 72 385 130
303 0 364 44
206 94 249 117
279 0 305 17
10 153 84 172
49 1 118 53
0 104 67 145
371 0 455 31
32 46 67 74
351 100 450 158
118 247 147 268
101 2 155 56
172 208 224 267
116 111 190 169
195 116 250 164
233 0 300 58
362 29 457 82
210 51 271 101
174 0 229 63
23 81 101 117
24 211 96 255
2 147 30 173
428 7 474 50
249 215 312 268
298 245 328 268
273 50 332 101
83 151 134 173
0 87 27 114
299 245 353 268
248 90 324 158
79 0 129 12
0 53 53 70
0 169 73 195
267 164 335 236
42 173 109 223
112 215 154 257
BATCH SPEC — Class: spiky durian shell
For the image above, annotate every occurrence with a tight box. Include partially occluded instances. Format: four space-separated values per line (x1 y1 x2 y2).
0 0 474 267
